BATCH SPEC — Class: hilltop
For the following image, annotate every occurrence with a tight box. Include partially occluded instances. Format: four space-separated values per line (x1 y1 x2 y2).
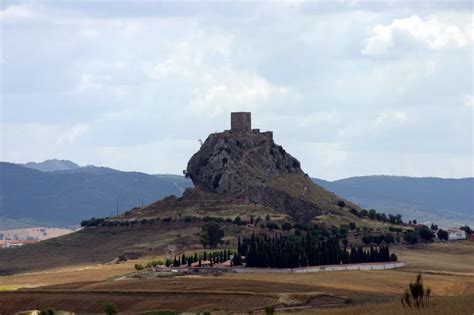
122 112 359 224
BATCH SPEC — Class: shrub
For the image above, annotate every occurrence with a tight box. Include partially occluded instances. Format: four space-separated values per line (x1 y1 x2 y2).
200 222 224 248
282 222 293 231
293 223 305 230
401 273 431 308
389 226 403 233
104 303 118 315
134 264 144 272
437 229 449 241
265 222 280 230
362 234 372 245
349 222 356 231
264 305 275 315
404 231 418 244
184 216 194 222
418 227 434 242
337 200 346 207
39 309 55 315
460 225 472 235
390 253 398 261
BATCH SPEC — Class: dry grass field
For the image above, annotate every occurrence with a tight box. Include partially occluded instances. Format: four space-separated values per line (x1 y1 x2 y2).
0 241 472 314
395 241 474 275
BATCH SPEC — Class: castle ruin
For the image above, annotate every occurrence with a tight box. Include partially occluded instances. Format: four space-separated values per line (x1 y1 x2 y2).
231 112 252 133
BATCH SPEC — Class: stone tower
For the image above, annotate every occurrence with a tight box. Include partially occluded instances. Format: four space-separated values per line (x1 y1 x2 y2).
231 112 251 133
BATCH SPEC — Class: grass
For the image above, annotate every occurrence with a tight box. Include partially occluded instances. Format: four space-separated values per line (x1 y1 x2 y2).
312 295 474 315
395 241 474 275
1 237 473 313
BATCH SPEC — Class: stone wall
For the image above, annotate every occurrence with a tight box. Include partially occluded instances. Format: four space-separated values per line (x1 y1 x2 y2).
234 262 406 274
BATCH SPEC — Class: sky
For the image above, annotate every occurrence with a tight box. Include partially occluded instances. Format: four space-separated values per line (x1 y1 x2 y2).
0 0 473 180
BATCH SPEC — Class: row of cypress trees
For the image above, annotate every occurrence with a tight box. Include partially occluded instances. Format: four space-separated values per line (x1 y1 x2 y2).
238 233 392 268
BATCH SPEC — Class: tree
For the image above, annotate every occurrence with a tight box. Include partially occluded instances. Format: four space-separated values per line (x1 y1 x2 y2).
362 234 372 245
104 303 118 315
401 273 431 309
200 222 224 248
233 216 243 225
437 229 449 241
368 209 377 220
39 309 55 315
460 225 472 235
264 305 275 315
403 231 418 244
134 264 144 272
349 222 356 231
418 228 434 242
282 222 293 231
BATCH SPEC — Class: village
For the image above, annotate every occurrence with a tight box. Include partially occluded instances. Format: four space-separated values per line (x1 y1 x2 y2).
0 227 76 249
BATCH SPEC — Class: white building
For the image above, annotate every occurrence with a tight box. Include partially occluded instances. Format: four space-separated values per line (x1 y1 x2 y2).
447 228 466 241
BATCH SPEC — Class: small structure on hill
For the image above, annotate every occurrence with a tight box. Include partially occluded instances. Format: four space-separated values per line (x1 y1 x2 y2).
231 112 252 133
447 228 466 240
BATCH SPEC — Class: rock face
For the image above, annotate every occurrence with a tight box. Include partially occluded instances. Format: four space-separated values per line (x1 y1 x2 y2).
186 126 330 220
133 112 356 222
187 130 303 196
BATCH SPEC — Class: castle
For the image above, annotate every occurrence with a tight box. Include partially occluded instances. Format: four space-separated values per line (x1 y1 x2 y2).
230 112 273 140
231 112 252 132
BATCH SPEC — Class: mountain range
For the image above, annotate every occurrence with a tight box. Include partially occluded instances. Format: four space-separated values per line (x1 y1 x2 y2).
0 159 472 227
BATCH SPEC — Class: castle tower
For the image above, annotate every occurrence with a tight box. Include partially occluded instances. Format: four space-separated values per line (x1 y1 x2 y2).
231 112 251 133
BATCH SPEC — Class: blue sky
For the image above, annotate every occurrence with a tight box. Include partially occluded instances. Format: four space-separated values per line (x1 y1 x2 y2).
1 0 472 180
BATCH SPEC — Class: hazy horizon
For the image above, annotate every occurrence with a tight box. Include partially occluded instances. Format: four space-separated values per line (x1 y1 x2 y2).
3 158 473 181
1 1 473 181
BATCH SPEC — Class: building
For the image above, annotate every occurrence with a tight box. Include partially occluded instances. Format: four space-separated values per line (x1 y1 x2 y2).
231 112 252 133
447 228 466 241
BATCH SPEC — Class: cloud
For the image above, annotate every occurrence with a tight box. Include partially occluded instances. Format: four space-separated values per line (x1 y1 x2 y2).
1 1 472 180
375 111 408 125
57 123 90 145
0 4 34 21
362 15 472 55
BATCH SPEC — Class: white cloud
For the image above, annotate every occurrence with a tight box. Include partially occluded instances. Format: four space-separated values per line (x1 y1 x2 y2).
76 73 104 92
57 123 90 145
464 94 474 108
0 4 34 21
362 15 472 55
1 2 472 179
191 71 292 116
78 28 101 39
375 111 408 125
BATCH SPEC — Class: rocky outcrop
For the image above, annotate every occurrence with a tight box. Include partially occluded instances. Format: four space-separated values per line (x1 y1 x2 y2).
186 130 326 220
187 131 302 195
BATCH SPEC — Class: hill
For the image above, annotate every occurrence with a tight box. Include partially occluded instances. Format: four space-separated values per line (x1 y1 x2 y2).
0 162 192 225
0 113 374 274
21 159 80 172
313 176 474 225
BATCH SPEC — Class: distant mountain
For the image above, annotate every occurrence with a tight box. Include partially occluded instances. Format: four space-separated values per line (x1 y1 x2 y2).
0 162 192 225
1 160 472 226
22 159 80 172
312 176 474 226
